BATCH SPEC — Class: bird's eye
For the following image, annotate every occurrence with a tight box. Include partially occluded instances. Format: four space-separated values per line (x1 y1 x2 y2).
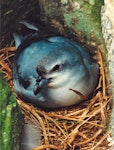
51 64 61 72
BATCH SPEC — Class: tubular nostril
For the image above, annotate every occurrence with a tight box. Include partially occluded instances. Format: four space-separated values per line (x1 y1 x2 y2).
36 76 42 82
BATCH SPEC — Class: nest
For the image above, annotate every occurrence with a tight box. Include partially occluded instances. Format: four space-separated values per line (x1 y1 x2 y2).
0 46 112 150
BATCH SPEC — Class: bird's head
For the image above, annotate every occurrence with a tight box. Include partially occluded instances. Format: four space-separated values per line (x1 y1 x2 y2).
33 47 86 95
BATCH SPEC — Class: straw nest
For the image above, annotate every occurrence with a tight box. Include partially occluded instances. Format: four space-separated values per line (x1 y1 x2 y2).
0 46 112 150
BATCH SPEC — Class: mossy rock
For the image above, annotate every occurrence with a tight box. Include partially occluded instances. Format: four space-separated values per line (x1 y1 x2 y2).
0 72 23 150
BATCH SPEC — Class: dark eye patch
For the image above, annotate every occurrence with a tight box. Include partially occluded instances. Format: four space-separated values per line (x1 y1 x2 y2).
51 64 61 72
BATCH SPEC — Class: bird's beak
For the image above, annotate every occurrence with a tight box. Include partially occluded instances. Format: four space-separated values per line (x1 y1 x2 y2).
33 76 48 95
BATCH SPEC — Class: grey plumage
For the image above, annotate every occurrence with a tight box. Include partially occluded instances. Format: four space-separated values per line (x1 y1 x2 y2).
13 22 99 109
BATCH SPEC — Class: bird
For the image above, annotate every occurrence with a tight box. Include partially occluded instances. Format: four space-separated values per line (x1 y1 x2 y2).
12 21 99 109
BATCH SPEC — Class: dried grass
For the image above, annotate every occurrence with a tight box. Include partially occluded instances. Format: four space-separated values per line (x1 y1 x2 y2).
0 46 112 150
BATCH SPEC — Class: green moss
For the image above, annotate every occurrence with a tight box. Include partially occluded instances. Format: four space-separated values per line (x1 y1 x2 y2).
0 72 23 150
64 0 104 41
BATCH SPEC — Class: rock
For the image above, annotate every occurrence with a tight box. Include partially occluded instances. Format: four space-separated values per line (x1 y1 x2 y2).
101 0 114 146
